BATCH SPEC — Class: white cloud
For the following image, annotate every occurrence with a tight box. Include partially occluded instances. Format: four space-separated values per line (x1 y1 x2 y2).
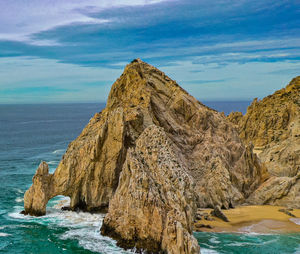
140 38 300 61
0 0 166 45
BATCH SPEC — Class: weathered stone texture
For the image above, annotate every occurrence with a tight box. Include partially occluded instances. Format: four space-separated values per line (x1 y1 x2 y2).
228 76 300 208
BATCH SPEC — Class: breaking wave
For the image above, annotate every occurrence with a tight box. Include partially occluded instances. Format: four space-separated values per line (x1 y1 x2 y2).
8 197 133 253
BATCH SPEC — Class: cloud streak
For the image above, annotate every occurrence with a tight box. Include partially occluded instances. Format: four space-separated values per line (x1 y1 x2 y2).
0 0 166 45
0 0 299 103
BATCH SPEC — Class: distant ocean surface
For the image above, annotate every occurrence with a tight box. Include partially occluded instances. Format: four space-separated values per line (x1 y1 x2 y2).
202 101 252 115
1 102 300 254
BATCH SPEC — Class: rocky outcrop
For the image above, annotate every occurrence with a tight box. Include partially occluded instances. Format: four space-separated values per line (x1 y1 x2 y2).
278 208 296 217
101 125 199 253
24 106 128 215
210 206 229 222
24 59 268 253
24 58 266 214
24 161 52 216
246 172 300 208
228 76 300 208
227 111 243 126
246 173 300 208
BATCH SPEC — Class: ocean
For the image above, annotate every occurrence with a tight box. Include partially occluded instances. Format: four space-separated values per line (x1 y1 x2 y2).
0 102 299 254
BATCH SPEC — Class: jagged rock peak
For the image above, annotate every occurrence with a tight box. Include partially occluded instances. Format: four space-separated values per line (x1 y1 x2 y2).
24 59 268 253
228 76 300 208
106 58 196 109
24 58 267 212
286 75 300 88
228 76 300 176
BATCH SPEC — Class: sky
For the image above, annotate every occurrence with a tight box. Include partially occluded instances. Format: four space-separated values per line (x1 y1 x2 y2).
0 0 299 104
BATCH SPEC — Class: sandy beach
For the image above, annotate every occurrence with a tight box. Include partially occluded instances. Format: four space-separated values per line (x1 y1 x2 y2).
194 205 300 234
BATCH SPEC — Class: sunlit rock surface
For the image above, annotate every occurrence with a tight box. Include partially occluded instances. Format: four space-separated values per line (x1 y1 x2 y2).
228 76 300 208
24 59 269 252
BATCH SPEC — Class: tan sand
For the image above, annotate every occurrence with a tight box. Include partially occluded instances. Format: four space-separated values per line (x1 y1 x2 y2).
194 205 300 233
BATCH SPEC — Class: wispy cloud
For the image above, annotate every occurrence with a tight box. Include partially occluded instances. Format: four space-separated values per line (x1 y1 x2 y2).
0 0 166 45
0 0 299 103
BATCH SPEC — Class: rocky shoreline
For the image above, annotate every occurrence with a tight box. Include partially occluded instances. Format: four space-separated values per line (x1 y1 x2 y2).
23 59 299 253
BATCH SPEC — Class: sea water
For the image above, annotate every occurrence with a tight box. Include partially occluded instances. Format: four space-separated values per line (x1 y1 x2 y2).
0 102 299 254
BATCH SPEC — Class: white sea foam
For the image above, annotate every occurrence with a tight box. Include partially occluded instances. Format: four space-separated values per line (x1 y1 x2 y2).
294 245 300 254
0 232 10 237
52 149 65 154
209 236 221 244
8 206 26 220
15 197 23 203
46 209 132 253
61 226 132 254
238 224 257 234
226 237 277 247
238 223 274 235
47 161 58 165
290 218 300 225
201 248 220 254
8 197 132 253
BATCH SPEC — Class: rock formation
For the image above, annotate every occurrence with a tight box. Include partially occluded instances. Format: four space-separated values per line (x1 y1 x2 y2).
101 125 200 253
228 76 300 208
24 161 52 216
210 206 229 222
24 59 268 253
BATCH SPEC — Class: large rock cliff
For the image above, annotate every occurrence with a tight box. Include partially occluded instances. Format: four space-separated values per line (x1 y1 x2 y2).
101 125 200 253
24 59 267 253
228 76 300 208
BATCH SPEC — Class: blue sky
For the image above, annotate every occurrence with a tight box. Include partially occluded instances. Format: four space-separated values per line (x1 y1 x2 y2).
0 0 299 103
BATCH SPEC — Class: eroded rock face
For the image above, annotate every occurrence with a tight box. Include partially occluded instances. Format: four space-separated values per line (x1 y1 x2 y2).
228 76 300 208
101 125 200 254
24 161 52 216
24 107 128 214
247 173 300 208
24 59 268 253
229 76 300 177
25 58 265 215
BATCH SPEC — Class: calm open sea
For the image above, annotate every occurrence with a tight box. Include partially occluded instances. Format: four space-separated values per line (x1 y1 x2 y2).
0 102 299 254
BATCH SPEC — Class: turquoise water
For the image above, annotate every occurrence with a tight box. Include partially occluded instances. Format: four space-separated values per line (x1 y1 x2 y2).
0 102 299 254
195 232 300 254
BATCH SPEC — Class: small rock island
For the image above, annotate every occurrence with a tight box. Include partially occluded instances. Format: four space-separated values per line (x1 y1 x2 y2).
23 59 300 253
